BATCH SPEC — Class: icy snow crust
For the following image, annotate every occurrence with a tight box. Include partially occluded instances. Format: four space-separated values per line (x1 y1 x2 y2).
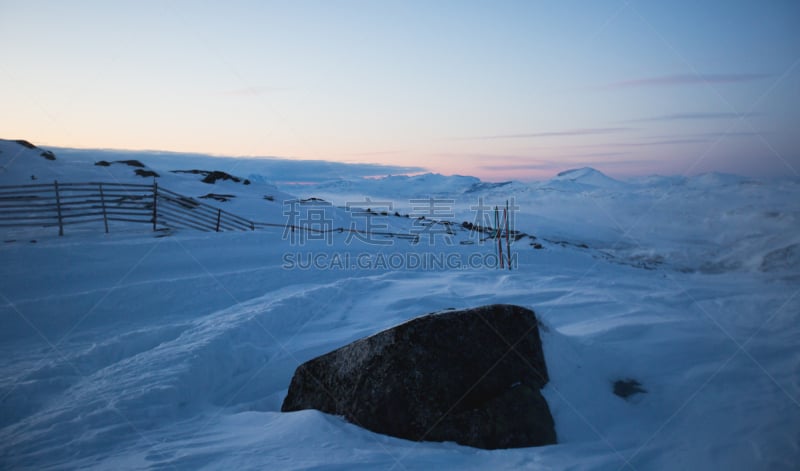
1 140 799 470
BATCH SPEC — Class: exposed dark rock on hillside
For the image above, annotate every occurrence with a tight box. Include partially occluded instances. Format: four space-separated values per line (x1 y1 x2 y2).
199 193 235 202
171 169 250 185
613 379 646 399
282 304 556 449
13 140 56 160
134 169 159 178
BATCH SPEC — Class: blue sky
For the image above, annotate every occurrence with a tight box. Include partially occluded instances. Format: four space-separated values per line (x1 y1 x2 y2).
1 0 798 180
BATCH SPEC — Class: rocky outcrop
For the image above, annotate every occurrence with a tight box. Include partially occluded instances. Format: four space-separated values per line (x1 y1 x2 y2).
281 304 556 449
13 140 56 160
170 169 250 185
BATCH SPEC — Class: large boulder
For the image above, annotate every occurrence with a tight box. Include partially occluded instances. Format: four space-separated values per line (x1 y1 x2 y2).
281 304 556 449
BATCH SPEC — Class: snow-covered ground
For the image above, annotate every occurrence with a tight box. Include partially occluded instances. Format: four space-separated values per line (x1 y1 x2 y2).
1 139 798 470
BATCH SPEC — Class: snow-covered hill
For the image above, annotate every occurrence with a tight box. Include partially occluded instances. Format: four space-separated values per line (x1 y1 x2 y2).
543 167 631 191
292 173 483 206
288 161 800 278
1 141 799 470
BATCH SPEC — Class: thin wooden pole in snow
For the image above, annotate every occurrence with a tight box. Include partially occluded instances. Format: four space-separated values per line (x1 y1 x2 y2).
99 183 109 234
499 206 507 270
493 206 499 267
152 181 158 232
505 200 511 270
496 206 504 269
54 180 64 236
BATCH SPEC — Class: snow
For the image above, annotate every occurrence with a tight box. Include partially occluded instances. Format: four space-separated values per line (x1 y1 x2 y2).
1 139 799 470
547 167 631 191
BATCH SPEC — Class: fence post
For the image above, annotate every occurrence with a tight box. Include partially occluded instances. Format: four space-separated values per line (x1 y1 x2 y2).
215 208 221 232
152 181 158 231
251 221 255 231
504 202 511 270
99 183 109 234
495 206 503 269
54 180 64 236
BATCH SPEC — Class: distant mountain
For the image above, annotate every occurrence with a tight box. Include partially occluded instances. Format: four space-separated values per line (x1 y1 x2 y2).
535 167 629 192
554 167 627 186
300 167 652 202
308 173 482 199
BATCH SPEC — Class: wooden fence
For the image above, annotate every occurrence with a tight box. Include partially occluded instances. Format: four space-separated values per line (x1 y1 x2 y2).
0 181 420 243
0 181 255 235
157 186 254 232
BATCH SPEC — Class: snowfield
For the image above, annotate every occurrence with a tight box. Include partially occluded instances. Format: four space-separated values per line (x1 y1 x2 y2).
1 139 799 470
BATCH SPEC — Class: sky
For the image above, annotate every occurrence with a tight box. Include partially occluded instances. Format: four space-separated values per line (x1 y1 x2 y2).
1 0 799 181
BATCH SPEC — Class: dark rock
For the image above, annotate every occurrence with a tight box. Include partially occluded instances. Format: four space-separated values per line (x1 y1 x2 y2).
281 304 556 449
134 169 159 178
116 159 146 168
613 379 646 399
98 160 156 176
202 170 240 184
171 169 206 177
199 193 235 202
170 169 244 184
11 140 56 159
14 139 37 149
543 238 589 250
461 221 497 235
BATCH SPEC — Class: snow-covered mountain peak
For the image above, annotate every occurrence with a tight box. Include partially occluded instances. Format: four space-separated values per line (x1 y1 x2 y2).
533 167 629 192
555 167 603 179
552 167 625 187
